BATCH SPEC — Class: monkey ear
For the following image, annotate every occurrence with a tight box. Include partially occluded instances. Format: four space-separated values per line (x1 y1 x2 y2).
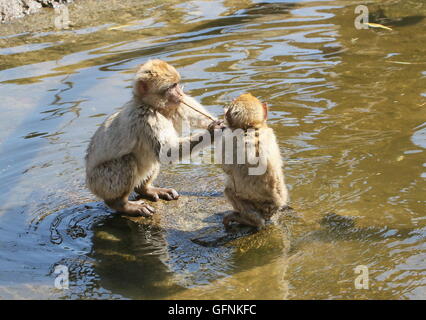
137 80 148 96
262 102 268 120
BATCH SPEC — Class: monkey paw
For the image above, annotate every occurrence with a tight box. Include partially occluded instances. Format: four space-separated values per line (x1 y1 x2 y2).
223 212 239 227
122 200 156 217
138 187 179 202
208 120 226 132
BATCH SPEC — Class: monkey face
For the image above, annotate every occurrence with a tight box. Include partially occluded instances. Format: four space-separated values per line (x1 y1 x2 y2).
164 82 184 105
134 59 184 109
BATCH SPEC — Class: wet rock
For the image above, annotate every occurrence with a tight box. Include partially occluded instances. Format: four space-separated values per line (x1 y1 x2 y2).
0 0 73 23
368 0 425 27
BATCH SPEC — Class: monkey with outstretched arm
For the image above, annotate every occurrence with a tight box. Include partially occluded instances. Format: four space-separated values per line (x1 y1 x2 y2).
221 93 289 229
85 59 223 216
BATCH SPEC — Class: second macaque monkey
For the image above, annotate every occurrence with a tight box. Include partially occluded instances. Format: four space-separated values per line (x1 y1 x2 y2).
221 93 288 229
85 59 223 216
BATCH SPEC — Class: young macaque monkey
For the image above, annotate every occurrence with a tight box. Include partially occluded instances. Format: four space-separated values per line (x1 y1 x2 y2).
221 93 288 229
85 59 223 216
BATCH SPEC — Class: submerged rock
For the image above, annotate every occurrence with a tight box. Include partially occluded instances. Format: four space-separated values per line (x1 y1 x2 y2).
190 221 256 247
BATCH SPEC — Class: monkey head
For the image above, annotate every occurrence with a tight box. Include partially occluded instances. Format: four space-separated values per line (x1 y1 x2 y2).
225 93 268 129
133 59 184 109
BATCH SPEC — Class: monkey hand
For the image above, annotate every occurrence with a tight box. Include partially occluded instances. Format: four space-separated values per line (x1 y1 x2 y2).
207 120 226 132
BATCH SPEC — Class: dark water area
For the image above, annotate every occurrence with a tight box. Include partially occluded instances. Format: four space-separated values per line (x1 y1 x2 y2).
0 0 425 299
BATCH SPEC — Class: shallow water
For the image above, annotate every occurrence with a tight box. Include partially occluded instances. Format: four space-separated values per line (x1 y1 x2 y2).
0 0 425 299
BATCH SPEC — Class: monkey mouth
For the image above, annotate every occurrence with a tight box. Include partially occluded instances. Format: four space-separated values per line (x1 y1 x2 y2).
169 96 181 105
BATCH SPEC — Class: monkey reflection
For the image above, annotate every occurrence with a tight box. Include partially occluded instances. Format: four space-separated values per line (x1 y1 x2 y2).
90 215 182 299
89 213 289 299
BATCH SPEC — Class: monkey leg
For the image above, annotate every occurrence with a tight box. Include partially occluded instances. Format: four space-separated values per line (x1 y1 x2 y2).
134 164 179 202
87 154 156 216
223 187 265 229
241 209 266 229
224 187 244 212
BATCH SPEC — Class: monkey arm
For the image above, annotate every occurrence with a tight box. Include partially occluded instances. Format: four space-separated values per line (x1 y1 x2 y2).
271 173 288 207
264 157 288 208
158 129 219 163
178 95 214 129
269 178 287 206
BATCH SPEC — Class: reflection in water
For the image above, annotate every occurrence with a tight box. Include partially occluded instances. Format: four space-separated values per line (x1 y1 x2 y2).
0 0 425 299
91 215 181 299
37 200 291 299
89 212 291 299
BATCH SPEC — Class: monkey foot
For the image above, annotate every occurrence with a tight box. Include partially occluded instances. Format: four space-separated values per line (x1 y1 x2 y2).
223 212 239 227
125 200 156 216
137 187 179 202
107 199 156 217
223 211 265 230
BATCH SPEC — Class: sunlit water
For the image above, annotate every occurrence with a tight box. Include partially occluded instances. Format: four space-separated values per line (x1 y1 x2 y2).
0 0 425 299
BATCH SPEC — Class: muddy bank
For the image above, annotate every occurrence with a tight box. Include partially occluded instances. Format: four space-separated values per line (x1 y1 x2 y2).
0 0 74 23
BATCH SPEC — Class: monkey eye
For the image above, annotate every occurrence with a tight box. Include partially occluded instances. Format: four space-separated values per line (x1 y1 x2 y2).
162 83 180 95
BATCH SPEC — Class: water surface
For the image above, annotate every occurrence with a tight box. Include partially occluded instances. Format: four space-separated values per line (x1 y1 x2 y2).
0 0 425 299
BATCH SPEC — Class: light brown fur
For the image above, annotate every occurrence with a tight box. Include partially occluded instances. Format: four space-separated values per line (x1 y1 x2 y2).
222 93 288 229
85 59 220 216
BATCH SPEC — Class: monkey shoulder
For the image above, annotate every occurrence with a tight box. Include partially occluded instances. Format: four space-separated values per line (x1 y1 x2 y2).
85 105 169 167
130 107 180 157
124 106 173 136
86 111 123 153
